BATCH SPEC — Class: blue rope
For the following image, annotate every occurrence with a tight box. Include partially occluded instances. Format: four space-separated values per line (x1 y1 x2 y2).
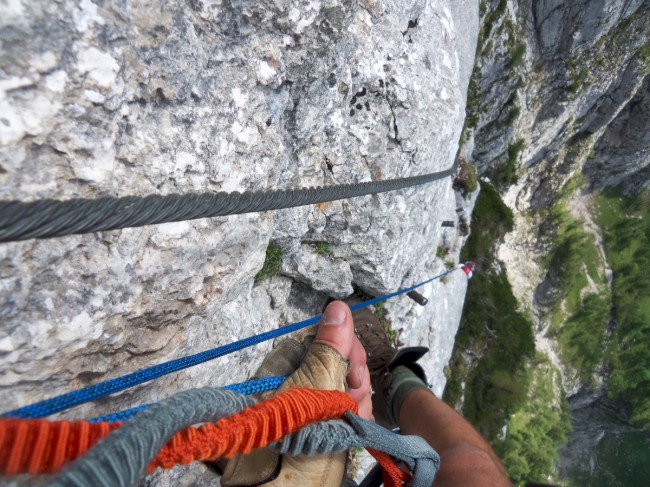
88 376 287 423
89 404 151 424
2 267 459 419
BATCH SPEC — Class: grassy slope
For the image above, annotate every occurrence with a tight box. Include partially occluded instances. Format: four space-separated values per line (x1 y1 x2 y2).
539 186 650 428
524 184 650 483
540 194 611 386
445 183 572 485
458 186 534 443
501 355 571 486
446 3 650 485
596 190 650 428
445 184 541 469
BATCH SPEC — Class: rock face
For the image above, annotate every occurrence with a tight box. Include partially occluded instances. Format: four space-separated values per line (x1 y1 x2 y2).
533 0 645 59
0 0 478 485
463 0 649 483
559 385 650 486
584 75 650 195
467 0 648 367
469 0 649 196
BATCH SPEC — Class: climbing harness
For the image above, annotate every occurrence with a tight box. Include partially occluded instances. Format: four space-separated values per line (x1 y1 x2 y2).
0 160 470 486
2 388 347 477
0 268 462 486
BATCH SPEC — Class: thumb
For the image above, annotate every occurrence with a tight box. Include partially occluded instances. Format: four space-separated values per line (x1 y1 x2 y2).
279 301 354 392
313 300 355 358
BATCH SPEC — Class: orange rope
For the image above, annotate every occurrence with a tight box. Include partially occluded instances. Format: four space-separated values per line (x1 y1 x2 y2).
0 388 358 476
150 388 358 470
368 449 411 487
0 419 122 475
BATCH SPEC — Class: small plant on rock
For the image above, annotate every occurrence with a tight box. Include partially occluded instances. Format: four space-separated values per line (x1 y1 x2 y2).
373 301 386 320
453 158 479 197
254 243 283 286
314 242 332 256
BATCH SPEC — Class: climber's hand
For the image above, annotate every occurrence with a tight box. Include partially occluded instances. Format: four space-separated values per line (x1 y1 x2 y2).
221 301 374 487
247 300 373 421
314 301 374 421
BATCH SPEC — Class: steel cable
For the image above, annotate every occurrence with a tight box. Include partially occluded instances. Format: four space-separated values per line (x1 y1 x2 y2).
0 162 457 242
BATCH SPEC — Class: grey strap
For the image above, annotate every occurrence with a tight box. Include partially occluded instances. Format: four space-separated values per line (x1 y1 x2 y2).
51 388 255 487
345 413 440 487
271 412 440 487
52 390 438 487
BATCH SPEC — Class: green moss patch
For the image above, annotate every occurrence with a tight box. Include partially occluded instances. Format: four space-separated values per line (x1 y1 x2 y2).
313 242 332 256
254 243 283 286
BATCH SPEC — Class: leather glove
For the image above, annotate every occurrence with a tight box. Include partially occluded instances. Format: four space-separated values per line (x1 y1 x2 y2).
221 302 369 487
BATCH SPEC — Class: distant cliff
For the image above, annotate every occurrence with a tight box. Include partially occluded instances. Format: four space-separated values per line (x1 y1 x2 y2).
456 0 649 484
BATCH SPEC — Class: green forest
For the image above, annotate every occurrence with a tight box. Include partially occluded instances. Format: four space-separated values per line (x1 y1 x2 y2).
597 190 650 428
444 183 570 485
447 184 650 485
538 184 610 387
541 187 650 428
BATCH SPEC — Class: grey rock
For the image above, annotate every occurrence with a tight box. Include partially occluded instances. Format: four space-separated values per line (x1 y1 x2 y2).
559 386 648 483
534 0 645 59
584 75 650 195
281 242 354 298
469 0 649 194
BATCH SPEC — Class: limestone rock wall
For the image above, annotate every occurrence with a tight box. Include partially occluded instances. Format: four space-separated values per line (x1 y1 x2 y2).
463 0 648 482
583 74 650 195
533 0 645 60
0 1 479 485
464 0 648 356
467 0 649 202
460 0 648 334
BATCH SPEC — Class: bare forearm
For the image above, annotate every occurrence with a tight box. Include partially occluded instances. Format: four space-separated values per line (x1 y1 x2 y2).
398 389 511 486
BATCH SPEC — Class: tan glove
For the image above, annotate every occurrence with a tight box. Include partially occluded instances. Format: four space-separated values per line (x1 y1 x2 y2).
221 301 371 487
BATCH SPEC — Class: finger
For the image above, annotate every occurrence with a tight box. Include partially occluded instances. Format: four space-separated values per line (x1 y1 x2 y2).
347 366 369 401
314 301 355 359
347 365 373 421
346 337 367 390
357 394 374 422
348 391 373 421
